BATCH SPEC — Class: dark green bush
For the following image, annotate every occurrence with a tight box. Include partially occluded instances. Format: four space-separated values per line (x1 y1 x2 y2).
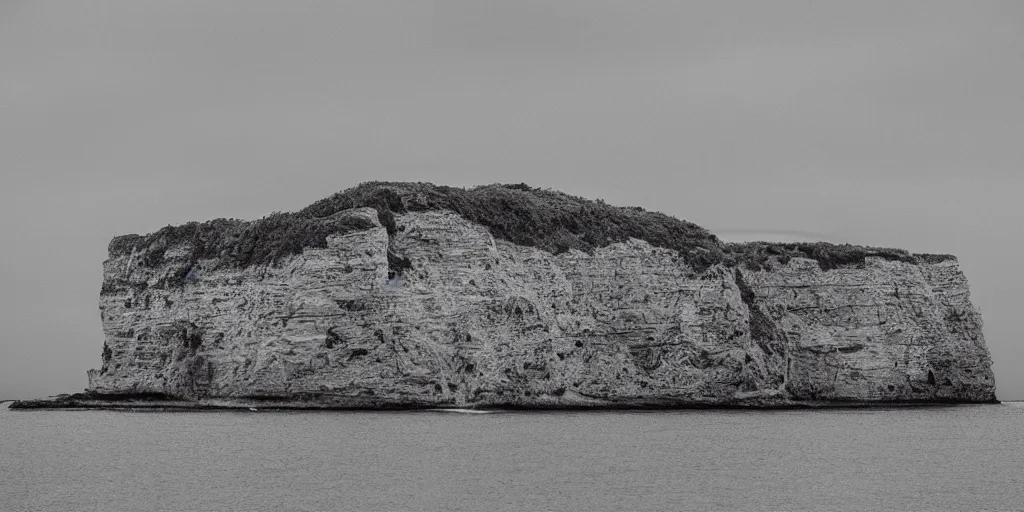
300 181 723 270
110 211 375 275
915 253 958 264
723 241 955 271
109 182 957 290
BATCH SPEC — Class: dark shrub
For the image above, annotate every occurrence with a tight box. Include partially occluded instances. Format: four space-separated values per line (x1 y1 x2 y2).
109 210 376 276
915 253 957 264
299 182 723 271
107 182 956 292
113 181 724 278
723 241 952 271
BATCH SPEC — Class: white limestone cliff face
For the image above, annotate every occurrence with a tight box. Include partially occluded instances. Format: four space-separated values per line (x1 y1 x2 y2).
88 207 995 407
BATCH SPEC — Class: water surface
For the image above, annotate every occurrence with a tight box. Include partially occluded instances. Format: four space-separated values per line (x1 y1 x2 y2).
3 403 1022 511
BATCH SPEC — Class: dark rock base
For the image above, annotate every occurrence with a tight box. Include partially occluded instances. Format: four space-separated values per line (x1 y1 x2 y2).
9 392 1000 411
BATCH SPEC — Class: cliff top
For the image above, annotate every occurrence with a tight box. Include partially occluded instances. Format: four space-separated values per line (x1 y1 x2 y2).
108 181 955 280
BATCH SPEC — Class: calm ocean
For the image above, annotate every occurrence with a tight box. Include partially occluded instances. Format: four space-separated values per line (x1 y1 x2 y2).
2 402 1022 511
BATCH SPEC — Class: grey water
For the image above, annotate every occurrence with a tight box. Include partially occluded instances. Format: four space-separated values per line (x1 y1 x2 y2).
3 403 1023 512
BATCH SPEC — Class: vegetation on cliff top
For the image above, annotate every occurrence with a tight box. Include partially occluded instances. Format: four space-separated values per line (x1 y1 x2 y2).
109 212 376 275
110 182 723 274
107 182 956 287
302 181 723 263
723 241 956 272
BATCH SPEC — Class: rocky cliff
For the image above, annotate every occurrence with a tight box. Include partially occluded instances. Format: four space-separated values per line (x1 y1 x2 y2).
50 183 999 408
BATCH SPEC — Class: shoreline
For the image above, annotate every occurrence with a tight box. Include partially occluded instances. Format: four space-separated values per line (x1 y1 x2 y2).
8 394 1002 412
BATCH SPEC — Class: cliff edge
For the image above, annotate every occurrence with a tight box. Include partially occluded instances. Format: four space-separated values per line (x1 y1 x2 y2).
13 182 996 409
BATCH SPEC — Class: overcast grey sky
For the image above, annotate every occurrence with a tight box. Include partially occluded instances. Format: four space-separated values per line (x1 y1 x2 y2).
1 1 1021 400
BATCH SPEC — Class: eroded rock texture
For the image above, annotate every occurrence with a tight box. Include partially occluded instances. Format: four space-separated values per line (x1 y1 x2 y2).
89 208 995 407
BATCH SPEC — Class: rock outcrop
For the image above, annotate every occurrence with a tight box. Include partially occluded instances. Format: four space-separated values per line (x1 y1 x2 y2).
36 183 1002 408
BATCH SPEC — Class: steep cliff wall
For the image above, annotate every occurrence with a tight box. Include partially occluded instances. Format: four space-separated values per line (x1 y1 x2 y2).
86 189 995 408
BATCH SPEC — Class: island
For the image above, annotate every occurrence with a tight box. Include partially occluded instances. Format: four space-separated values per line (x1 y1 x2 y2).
11 182 997 410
